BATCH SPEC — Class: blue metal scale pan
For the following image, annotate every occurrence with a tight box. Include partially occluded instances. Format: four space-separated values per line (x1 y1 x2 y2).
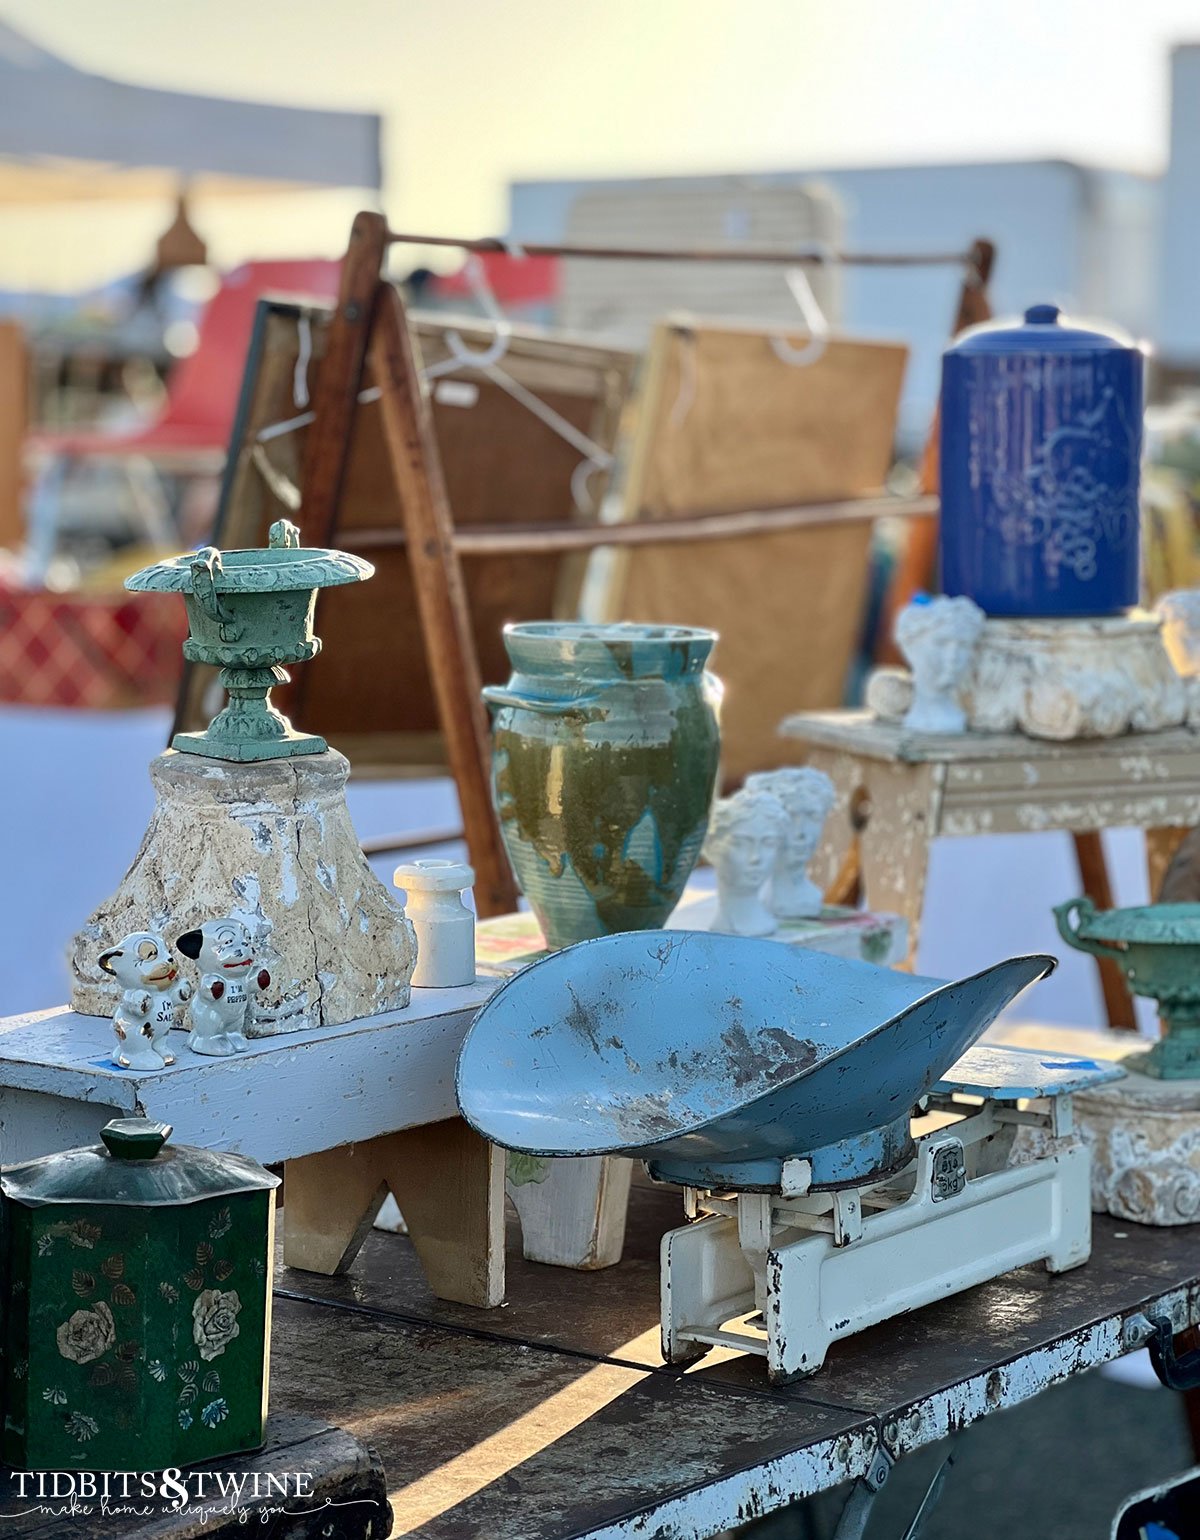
456 931 1055 1192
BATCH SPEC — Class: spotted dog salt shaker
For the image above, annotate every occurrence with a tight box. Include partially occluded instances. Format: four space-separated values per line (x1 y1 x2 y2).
393 860 476 988
175 918 269 1057
99 932 192 1071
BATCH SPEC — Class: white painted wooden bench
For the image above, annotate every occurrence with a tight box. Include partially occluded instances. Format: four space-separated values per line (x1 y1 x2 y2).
0 980 507 1308
1 897 908 1308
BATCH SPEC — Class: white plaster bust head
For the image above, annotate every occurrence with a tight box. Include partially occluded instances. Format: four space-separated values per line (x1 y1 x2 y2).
1157 590 1200 679
894 593 985 734
702 788 789 937
745 768 836 919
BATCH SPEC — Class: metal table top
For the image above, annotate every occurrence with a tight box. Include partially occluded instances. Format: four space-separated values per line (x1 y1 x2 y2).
268 1178 1200 1540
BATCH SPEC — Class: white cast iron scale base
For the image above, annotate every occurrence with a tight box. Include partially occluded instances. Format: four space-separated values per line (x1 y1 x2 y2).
660 1047 1102 1383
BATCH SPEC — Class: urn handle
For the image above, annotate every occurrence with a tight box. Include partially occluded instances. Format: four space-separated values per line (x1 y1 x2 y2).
1052 896 1120 956
190 548 240 641
269 518 301 550
481 685 607 721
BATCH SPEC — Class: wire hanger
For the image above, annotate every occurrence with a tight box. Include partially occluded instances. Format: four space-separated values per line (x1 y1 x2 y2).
421 255 513 381
769 260 832 368
420 253 615 515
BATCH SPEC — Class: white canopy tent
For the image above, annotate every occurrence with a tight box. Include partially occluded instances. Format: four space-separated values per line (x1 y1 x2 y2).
0 22 381 201
0 22 382 288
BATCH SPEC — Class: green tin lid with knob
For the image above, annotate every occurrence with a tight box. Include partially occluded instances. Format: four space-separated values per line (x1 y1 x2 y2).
1 1118 279 1473
2 1117 280 1208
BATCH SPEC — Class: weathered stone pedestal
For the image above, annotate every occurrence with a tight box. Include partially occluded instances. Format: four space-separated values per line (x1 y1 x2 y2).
69 749 416 1031
1075 1072 1200 1225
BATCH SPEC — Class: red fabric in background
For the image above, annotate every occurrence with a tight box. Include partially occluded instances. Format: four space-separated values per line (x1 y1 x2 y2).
0 582 187 708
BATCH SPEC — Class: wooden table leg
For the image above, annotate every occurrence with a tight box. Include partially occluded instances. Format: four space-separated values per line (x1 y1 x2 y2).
856 760 943 972
1072 829 1136 1029
283 1118 505 1307
1147 825 1192 901
805 747 870 909
805 750 939 972
283 1140 390 1277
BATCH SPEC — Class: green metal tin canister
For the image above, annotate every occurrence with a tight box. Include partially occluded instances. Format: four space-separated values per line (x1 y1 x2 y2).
1 1118 279 1472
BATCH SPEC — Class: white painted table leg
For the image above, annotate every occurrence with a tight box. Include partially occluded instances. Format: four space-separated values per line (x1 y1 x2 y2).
507 1154 634 1270
802 747 866 905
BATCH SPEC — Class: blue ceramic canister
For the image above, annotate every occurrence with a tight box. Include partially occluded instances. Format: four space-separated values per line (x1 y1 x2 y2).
939 304 1146 617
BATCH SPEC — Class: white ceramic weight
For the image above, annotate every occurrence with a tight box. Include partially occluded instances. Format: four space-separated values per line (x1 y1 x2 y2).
393 859 477 988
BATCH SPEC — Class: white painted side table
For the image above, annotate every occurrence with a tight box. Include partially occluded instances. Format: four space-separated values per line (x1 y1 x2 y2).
779 710 1200 970
0 980 506 1307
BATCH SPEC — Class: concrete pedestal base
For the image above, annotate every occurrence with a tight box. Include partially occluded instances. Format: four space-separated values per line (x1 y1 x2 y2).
1075 1071 1200 1226
69 749 416 1031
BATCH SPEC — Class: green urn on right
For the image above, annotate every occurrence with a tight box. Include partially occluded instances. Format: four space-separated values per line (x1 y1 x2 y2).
1054 896 1200 1079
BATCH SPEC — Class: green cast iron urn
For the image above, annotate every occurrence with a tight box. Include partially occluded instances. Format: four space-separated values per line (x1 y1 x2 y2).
125 518 372 763
1054 896 1200 1079
1 1118 279 1472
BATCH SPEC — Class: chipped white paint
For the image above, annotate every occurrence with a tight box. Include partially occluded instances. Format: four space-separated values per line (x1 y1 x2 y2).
580 1278 1200 1539
579 1427 878 1540
68 748 416 1031
881 1284 1194 1459
662 1091 1094 1383
784 713 1200 965
0 980 497 1165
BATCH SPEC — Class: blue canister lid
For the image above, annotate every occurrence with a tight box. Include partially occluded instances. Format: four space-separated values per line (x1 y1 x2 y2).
946 303 1141 357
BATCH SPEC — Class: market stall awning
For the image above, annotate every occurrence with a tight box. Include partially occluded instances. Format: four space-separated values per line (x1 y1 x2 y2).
0 22 382 200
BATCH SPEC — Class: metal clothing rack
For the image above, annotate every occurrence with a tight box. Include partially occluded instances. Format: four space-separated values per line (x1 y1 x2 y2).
379 228 984 271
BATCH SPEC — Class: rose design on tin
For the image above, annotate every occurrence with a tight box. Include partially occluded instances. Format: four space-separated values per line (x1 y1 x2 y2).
192 1288 241 1361
56 1301 116 1365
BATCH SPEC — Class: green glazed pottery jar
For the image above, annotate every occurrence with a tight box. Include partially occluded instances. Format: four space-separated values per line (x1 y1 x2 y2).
1054 896 1200 1079
1 1117 279 1472
483 622 722 948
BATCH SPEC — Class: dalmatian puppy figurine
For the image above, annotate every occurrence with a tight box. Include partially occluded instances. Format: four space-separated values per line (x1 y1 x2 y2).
175 917 270 1057
98 931 192 1070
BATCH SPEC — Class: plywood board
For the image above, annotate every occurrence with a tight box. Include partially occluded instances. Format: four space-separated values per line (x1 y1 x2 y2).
625 320 907 518
607 321 907 782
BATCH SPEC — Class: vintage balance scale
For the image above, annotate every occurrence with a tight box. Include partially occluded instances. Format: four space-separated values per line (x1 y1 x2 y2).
458 931 1121 1382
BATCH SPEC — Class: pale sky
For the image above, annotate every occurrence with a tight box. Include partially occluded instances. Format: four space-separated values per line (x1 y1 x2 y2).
2 0 1199 288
